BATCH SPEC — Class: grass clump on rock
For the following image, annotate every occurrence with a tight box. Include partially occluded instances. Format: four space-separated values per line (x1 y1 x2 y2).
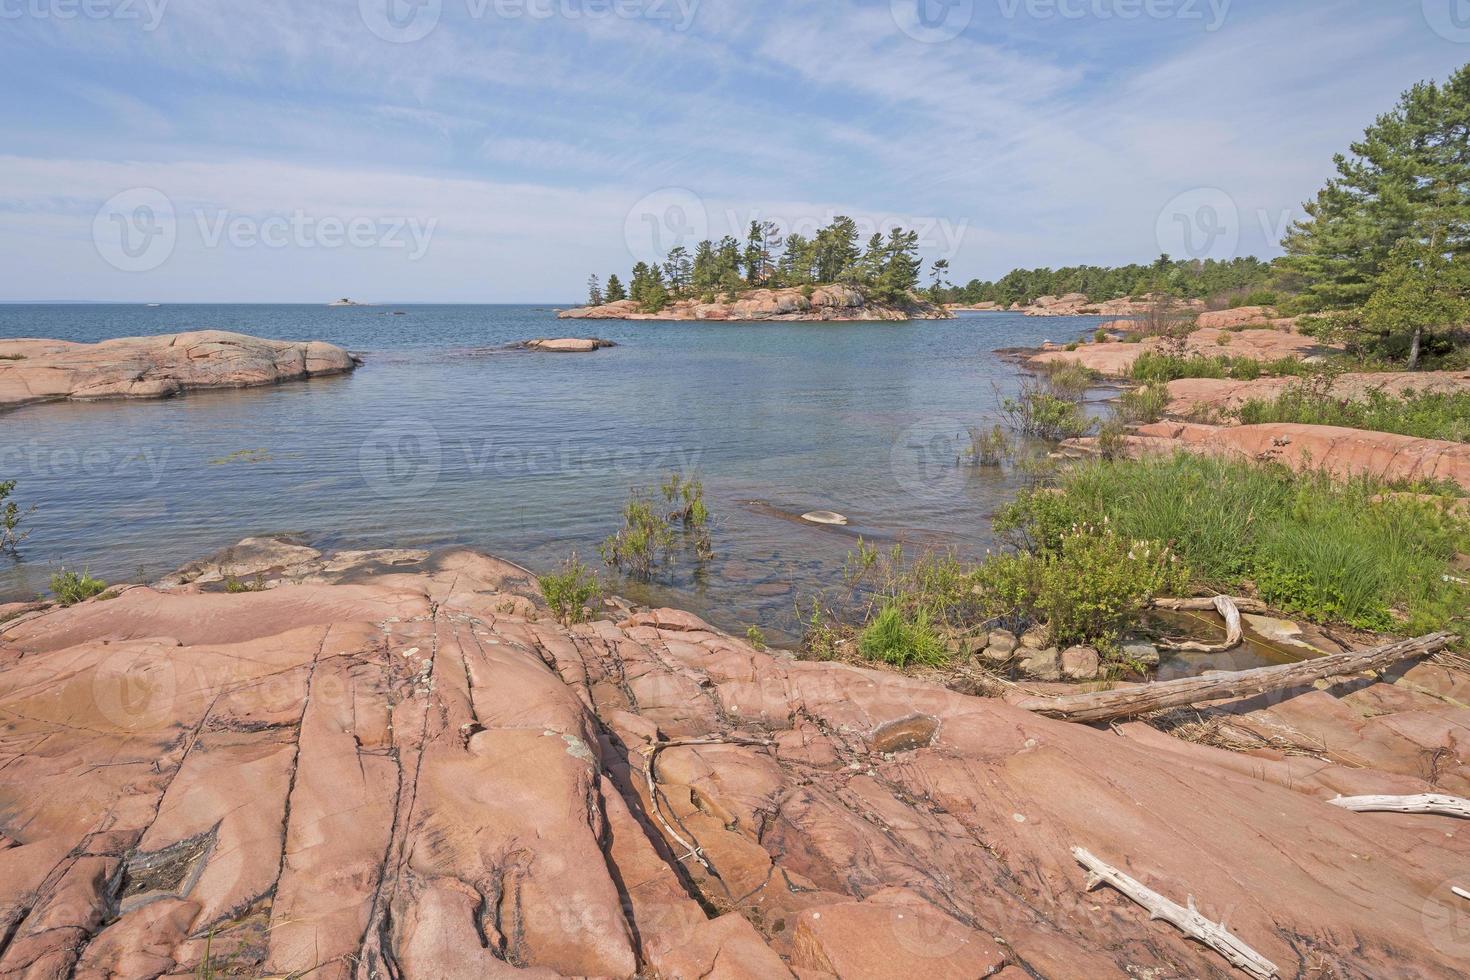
1 480 31 557
1235 385 1470 443
51 568 108 606
997 453 1470 635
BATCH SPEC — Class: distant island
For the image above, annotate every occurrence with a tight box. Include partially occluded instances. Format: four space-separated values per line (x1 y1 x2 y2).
328 297 372 307
567 218 952 321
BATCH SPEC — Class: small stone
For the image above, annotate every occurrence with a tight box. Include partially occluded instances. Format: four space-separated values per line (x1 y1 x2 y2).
871 714 940 754
1020 628 1049 651
988 629 1017 654
1121 641 1160 668
1060 646 1101 681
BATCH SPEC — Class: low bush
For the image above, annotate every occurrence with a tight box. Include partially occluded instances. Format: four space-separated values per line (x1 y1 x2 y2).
600 473 715 579
973 523 1189 648
1001 379 1093 441
539 554 602 624
1112 384 1170 424
51 568 108 606
1130 352 1311 384
965 424 1010 466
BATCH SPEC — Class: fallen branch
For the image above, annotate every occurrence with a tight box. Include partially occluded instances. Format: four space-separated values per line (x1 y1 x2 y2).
1154 595 1243 653
1152 596 1270 615
641 735 775 874
1328 793 1470 820
1073 847 1279 979
1013 632 1453 724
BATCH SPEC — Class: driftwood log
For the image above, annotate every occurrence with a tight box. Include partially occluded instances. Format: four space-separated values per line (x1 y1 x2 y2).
1328 793 1470 819
1073 847 1279 979
1153 595 1244 653
1014 632 1453 724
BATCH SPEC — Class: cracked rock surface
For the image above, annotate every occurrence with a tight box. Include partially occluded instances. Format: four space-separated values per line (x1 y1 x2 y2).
0 331 358 412
1 540 1467 978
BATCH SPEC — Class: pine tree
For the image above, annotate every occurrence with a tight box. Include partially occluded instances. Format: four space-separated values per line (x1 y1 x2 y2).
604 273 627 302
1282 64 1470 310
586 274 603 306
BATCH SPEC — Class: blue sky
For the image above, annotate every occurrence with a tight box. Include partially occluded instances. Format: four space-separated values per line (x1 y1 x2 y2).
1 0 1465 302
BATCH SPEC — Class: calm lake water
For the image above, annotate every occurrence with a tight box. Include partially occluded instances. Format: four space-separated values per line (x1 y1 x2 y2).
0 304 1111 639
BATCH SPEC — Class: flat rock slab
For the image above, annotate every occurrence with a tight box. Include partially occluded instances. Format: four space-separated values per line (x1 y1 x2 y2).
1167 370 1470 416
0 330 357 411
1 538 1467 977
1030 327 1331 377
1068 421 1470 490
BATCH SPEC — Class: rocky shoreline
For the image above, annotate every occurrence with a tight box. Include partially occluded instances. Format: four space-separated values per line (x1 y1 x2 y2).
950 292 1207 317
0 331 359 412
560 285 951 321
2 536 1466 978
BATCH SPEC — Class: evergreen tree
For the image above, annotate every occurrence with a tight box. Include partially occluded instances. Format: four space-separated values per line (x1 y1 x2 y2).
1282 64 1470 310
1362 239 1470 369
929 258 951 298
663 245 693 298
691 240 718 297
586 274 603 306
604 274 627 302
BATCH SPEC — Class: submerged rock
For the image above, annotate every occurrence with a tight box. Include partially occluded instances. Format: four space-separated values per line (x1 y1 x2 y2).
523 337 617 353
800 510 849 526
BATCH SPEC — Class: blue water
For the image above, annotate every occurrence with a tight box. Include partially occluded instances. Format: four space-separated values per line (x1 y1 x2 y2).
0 304 1108 637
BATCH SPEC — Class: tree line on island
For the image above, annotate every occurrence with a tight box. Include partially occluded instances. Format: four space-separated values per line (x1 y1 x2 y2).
585 218 943 312
583 62 1468 371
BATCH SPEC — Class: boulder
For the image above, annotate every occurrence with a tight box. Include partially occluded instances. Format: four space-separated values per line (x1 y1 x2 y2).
988 628 1018 654
1019 647 1061 681
0 331 358 412
1120 640 1161 669
1060 646 1102 681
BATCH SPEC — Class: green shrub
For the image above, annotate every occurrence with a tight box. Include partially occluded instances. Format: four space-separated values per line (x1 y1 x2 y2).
0 480 30 556
1113 384 1170 423
745 625 768 650
51 568 108 606
1039 361 1098 401
224 573 266 593
973 523 1189 648
599 494 676 580
539 555 601 624
858 604 948 668
1002 380 1093 441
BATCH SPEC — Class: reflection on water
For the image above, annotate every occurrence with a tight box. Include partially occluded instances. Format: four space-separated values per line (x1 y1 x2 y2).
0 303 1113 636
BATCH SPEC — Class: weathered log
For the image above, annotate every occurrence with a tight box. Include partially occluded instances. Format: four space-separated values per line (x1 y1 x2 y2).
1073 847 1279 979
1328 793 1470 820
1013 632 1453 724
1155 595 1243 653
1153 596 1270 615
